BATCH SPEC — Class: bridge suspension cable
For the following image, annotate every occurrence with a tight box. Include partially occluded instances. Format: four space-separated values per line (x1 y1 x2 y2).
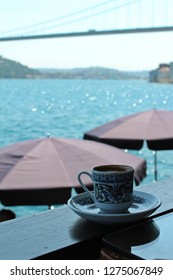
0 0 145 37
0 0 125 36
0 0 172 41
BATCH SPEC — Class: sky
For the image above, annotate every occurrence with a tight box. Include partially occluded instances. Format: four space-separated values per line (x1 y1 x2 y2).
0 0 173 71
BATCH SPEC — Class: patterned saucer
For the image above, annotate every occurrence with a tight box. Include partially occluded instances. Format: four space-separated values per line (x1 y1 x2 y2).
68 191 161 225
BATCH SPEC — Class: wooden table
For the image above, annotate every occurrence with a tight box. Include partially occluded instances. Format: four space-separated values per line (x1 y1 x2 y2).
0 177 173 260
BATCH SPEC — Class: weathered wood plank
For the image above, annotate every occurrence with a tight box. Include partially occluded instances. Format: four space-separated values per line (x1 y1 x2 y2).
0 177 173 260
136 178 173 215
0 205 123 259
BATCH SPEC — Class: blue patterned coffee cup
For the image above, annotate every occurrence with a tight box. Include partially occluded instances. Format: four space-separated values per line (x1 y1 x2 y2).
78 164 134 213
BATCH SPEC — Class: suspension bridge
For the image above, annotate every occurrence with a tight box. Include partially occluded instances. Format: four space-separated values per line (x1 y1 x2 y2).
0 0 173 42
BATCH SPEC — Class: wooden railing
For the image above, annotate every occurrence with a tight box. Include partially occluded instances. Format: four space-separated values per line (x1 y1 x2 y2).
0 178 173 260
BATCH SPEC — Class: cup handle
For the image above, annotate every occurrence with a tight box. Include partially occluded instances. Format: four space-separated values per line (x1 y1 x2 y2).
78 171 95 202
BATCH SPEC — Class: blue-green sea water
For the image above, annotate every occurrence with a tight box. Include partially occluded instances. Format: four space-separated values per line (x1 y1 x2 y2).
0 79 173 217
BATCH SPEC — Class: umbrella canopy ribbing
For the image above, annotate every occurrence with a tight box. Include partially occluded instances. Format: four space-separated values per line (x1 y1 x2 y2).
0 137 146 206
84 109 173 180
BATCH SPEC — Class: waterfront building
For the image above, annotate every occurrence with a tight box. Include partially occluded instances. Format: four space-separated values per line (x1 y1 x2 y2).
149 62 173 83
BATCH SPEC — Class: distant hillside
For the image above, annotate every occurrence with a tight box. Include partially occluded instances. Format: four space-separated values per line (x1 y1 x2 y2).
0 56 41 78
40 67 129 79
0 55 149 80
123 70 149 79
39 67 149 80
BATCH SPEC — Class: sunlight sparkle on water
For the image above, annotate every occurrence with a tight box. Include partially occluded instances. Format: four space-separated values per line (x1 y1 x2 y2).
89 96 97 101
1 80 173 218
32 107 37 112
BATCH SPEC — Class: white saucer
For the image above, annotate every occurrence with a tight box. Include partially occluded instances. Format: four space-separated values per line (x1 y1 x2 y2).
68 191 161 225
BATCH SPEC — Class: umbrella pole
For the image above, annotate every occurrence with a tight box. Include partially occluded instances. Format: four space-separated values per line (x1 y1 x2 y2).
154 151 157 181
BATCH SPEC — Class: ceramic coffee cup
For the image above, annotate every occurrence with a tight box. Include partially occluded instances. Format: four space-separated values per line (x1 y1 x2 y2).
78 164 134 214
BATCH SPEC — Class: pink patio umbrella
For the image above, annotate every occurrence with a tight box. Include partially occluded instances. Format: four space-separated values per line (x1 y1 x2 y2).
0 137 146 206
84 109 173 181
